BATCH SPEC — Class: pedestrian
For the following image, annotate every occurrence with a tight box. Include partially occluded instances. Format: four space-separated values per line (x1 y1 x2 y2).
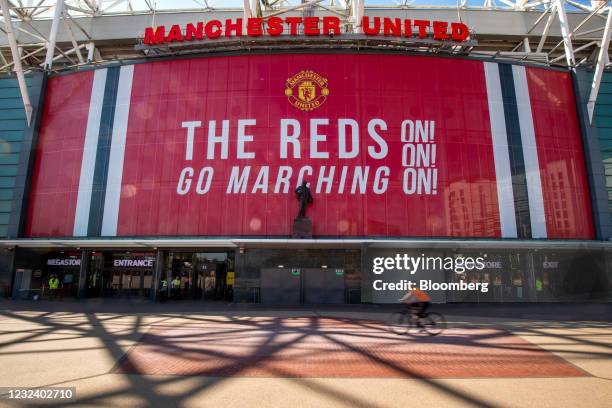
172 276 181 299
48 274 60 300
159 278 168 303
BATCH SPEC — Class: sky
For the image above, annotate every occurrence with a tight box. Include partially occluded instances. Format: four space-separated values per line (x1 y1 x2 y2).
101 0 592 11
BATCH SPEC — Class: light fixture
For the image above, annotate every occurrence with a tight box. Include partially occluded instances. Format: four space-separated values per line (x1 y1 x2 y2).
321 265 328 269
277 265 284 268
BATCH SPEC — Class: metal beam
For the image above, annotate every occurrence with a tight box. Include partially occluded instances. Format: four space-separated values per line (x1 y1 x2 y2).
536 4 556 53
243 0 252 20
351 0 364 33
523 36 531 52
43 0 63 69
264 0 324 18
555 0 576 66
550 39 597 62
40 42 85 66
588 7 612 122
86 40 94 62
62 11 83 63
0 43 44 70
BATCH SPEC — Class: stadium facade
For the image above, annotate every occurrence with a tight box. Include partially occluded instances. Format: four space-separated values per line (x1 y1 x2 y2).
0 2 610 304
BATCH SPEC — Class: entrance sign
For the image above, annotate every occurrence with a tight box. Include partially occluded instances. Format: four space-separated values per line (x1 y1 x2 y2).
113 258 154 268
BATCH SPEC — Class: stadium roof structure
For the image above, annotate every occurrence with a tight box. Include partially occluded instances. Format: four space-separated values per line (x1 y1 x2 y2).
0 0 610 124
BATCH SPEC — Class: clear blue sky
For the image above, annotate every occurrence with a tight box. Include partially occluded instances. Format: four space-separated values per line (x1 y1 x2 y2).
142 0 590 10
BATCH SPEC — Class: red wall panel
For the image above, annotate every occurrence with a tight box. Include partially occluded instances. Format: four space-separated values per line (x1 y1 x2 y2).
526 67 595 239
25 71 94 237
117 54 502 237
23 55 595 240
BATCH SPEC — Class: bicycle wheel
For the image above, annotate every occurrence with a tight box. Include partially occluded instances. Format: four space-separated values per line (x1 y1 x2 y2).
388 312 411 334
421 312 447 336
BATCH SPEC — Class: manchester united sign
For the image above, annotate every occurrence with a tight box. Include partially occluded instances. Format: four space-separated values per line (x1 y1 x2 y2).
143 16 471 45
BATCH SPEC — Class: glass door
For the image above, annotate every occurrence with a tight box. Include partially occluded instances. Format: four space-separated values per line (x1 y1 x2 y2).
87 253 105 297
143 269 153 298
121 270 141 297
109 270 121 297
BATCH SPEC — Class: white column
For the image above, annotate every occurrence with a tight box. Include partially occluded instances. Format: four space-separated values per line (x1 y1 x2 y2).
555 0 576 66
44 0 65 69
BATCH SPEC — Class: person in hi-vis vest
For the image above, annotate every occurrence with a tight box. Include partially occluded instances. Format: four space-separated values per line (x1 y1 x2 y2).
48 274 60 300
159 278 168 302
171 276 181 299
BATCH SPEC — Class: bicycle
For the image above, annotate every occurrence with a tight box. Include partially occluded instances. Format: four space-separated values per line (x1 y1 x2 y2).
387 306 447 336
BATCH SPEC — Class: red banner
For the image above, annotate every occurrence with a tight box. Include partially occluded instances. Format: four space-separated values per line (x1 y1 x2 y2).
25 54 594 239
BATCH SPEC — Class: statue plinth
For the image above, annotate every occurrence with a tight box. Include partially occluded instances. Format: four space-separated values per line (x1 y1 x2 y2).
292 217 312 238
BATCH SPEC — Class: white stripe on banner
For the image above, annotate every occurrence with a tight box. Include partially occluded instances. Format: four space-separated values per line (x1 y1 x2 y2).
512 65 548 238
483 62 518 238
73 69 107 236
101 65 134 237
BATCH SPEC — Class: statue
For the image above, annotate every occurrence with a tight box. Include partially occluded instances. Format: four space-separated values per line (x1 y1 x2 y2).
294 181 313 218
293 181 313 238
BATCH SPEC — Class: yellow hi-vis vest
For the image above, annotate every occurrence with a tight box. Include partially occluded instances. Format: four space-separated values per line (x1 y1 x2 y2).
49 278 59 290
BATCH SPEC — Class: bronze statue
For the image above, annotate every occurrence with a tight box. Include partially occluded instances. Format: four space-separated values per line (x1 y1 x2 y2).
295 181 313 218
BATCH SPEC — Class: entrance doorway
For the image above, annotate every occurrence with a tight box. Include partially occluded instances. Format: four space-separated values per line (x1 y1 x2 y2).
166 251 234 301
87 251 155 298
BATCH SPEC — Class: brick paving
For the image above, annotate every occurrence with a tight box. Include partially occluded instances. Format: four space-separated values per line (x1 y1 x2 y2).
117 317 586 379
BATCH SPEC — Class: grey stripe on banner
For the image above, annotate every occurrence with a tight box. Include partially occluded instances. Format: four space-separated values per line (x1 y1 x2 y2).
512 65 547 238
483 62 518 238
101 65 134 237
73 68 107 236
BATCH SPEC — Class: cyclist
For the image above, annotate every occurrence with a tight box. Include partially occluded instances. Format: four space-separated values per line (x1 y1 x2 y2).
399 288 431 326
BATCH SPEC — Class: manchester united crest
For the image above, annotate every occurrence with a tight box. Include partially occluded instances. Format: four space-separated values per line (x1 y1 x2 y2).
285 70 329 111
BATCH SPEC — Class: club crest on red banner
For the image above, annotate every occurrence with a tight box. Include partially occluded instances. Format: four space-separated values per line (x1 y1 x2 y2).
285 70 329 111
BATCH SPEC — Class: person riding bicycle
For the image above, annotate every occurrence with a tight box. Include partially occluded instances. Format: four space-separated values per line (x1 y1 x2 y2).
399 288 431 326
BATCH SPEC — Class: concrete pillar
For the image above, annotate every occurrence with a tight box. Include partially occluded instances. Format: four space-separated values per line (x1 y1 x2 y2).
151 249 164 301
77 250 90 298
233 247 245 302
0 248 16 299
524 251 537 301
360 244 371 303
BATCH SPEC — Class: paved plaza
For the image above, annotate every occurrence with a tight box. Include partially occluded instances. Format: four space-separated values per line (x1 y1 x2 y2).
0 302 610 407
